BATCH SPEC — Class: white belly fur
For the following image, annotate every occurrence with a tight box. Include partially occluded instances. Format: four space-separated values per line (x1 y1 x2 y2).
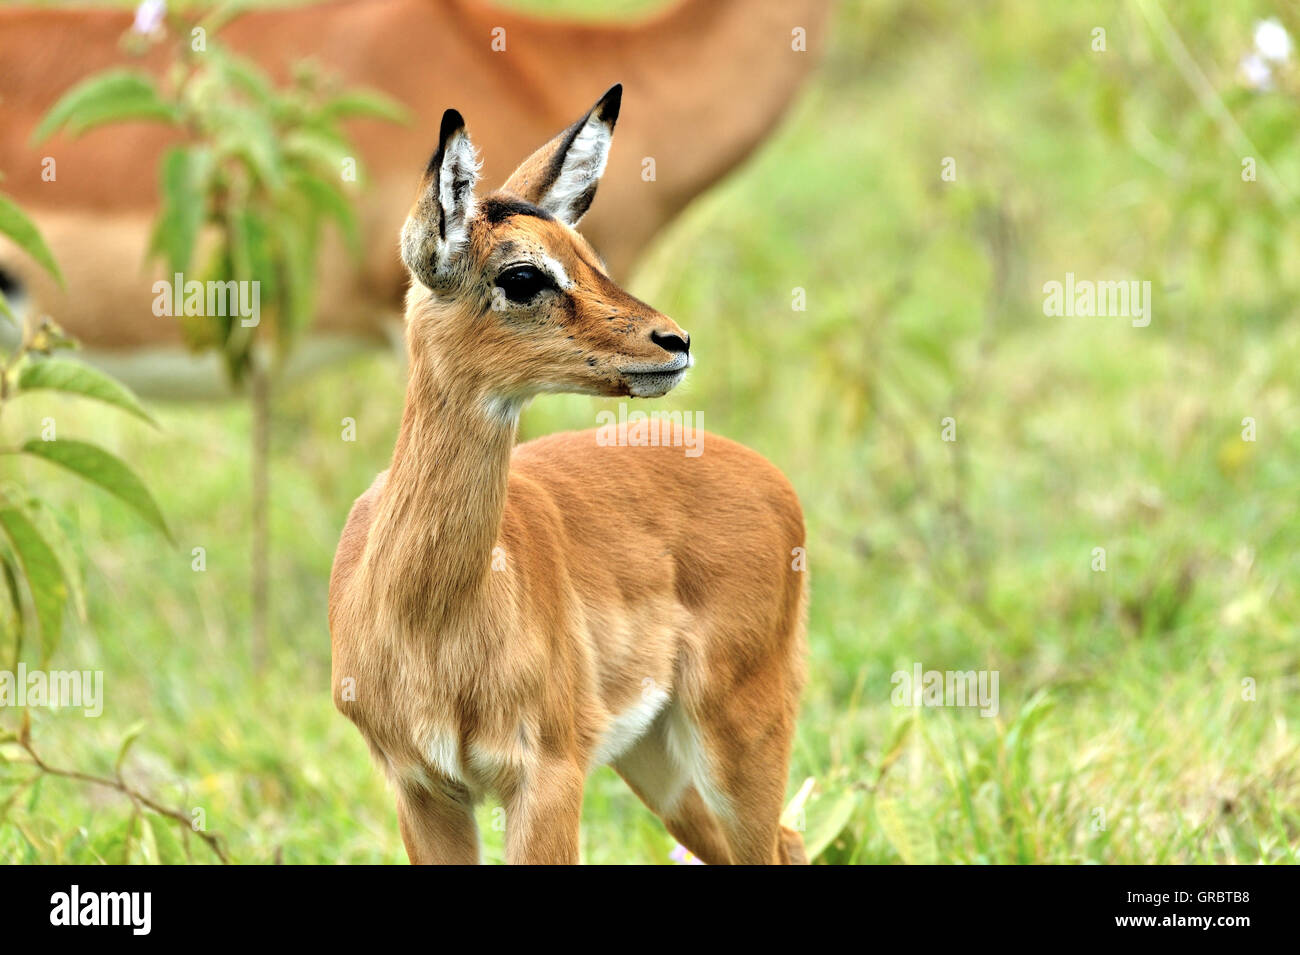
591 686 671 767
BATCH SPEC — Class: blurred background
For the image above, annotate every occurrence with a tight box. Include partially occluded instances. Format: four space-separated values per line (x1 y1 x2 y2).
1 0 1297 863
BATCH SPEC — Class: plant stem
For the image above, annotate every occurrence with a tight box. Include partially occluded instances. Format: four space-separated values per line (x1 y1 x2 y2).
250 354 270 673
15 738 231 864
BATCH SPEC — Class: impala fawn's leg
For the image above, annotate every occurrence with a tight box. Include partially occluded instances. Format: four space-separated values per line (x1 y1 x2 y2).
504 759 585 864
703 726 791 864
656 786 733 865
730 585 809 865
679 654 805 865
778 825 809 864
707 717 799 865
396 784 480 865
614 719 732 865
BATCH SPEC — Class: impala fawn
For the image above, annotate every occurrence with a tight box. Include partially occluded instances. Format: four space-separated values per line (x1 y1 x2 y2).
329 85 809 864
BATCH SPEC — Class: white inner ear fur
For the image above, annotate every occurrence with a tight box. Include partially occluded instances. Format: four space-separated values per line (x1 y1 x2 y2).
541 114 612 226
436 130 481 268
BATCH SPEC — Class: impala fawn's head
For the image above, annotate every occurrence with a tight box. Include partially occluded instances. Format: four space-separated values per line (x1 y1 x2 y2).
399 85 692 408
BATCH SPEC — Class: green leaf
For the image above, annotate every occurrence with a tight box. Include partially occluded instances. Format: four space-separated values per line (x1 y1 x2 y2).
0 555 23 661
873 716 915 786
289 170 359 256
318 89 411 125
270 212 316 347
0 506 66 662
281 128 352 179
0 193 64 285
151 147 209 275
20 439 171 541
90 815 135 865
1005 688 1054 790
149 812 188 864
211 108 282 190
803 789 860 861
874 794 937 864
17 357 157 427
134 814 160 865
214 51 275 108
23 499 86 626
31 70 176 145
115 720 147 776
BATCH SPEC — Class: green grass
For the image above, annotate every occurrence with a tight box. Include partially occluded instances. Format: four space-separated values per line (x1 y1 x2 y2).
2 0 1298 863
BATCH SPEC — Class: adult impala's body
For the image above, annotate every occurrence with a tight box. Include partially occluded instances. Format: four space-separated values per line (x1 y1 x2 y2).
328 88 808 864
0 0 829 394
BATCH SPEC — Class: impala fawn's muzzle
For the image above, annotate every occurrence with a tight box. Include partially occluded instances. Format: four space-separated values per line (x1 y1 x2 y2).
617 325 693 397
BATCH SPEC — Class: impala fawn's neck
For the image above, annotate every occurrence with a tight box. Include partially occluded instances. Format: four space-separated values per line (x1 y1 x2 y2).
361 327 516 629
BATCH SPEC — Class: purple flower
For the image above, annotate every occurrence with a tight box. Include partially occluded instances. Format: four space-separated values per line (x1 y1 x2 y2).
669 843 704 865
132 0 166 36
1239 53 1273 91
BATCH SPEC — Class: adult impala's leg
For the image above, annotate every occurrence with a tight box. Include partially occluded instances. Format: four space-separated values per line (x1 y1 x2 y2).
396 784 480 865
504 759 585 864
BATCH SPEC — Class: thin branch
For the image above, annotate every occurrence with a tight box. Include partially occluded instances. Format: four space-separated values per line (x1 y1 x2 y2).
11 738 231 864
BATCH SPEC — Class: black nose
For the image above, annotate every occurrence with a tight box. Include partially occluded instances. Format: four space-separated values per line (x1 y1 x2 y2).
650 329 690 355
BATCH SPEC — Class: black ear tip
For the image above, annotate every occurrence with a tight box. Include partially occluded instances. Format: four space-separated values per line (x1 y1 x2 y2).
424 109 467 176
439 108 466 143
596 84 622 124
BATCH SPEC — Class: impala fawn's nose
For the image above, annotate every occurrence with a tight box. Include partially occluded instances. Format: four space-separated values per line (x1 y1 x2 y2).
650 329 690 356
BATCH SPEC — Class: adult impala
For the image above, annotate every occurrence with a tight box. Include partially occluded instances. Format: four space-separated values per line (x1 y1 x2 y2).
328 86 809 864
0 0 830 394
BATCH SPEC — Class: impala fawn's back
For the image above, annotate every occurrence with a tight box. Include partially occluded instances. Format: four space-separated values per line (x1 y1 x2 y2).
328 86 809 864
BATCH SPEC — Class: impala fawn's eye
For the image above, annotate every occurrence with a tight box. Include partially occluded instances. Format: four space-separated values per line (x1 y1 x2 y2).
495 265 555 304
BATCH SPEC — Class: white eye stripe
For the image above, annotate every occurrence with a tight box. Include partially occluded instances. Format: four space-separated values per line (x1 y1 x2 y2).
538 255 573 290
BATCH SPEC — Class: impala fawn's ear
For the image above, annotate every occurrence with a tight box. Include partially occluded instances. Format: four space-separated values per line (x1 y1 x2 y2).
501 84 622 227
401 108 481 289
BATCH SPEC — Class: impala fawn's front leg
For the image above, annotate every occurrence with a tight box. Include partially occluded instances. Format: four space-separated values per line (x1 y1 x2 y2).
396 784 480 865
504 760 585 865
